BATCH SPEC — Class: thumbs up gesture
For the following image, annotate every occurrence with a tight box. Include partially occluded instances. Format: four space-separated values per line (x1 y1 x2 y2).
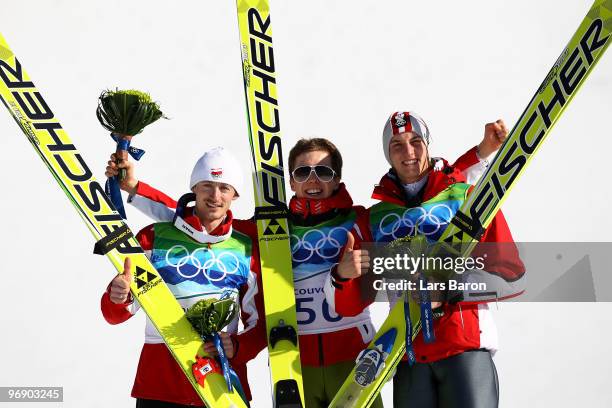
109 258 133 304
336 231 370 279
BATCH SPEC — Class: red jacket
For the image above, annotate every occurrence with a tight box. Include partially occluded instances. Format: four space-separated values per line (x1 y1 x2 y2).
101 207 266 405
329 154 525 363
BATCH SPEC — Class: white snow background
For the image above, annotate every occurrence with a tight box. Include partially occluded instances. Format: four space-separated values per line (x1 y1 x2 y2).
0 0 611 407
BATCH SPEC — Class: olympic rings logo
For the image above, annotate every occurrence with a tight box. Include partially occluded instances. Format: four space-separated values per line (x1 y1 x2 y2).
290 226 349 263
165 245 240 282
378 204 454 240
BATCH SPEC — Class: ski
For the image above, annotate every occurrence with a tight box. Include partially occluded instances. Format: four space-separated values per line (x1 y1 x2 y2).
236 0 304 407
235 1 305 407
0 34 248 408
330 1 611 407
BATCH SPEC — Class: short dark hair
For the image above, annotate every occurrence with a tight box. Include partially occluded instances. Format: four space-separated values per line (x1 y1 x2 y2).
288 138 343 178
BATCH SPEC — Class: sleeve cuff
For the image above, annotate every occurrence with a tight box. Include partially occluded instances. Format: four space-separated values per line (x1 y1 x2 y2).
331 264 349 283
476 147 498 168
127 181 144 203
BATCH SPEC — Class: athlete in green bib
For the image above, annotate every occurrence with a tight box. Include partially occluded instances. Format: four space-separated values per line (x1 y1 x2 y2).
328 112 525 408
102 147 266 407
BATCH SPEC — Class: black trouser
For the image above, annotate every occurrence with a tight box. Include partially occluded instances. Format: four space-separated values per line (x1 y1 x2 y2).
136 399 204 408
393 349 499 408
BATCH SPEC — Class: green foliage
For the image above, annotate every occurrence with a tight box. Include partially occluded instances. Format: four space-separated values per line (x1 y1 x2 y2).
185 298 238 339
96 89 167 135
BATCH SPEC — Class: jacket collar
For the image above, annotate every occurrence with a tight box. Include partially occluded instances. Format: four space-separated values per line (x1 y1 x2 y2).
289 183 353 222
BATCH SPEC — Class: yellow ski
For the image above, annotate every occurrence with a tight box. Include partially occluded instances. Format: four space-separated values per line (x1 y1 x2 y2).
236 0 305 406
330 1 610 406
0 33 247 408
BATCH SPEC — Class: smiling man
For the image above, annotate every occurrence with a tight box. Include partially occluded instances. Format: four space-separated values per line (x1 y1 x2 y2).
101 147 266 408
284 138 382 407
329 111 525 408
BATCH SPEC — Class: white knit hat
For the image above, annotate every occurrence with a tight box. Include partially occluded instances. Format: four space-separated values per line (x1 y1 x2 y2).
189 147 244 196
382 111 430 165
